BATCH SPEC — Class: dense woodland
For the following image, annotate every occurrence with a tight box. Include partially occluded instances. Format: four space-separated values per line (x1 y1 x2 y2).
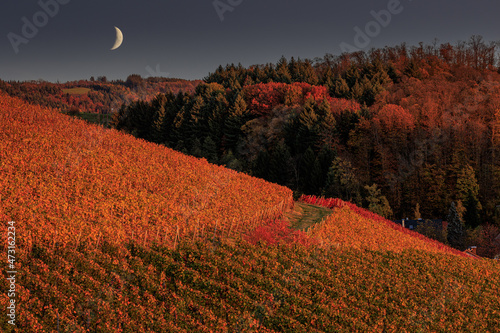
111 37 500 235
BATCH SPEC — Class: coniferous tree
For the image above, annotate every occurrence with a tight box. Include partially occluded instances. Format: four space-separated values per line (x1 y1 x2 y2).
464 191 481 229
253 149 271 180
317 144 336 188
221 150 243 171
456 165 480 203
126 100 156 141
322 68 335 88
333 77 350 98
323 157 361 203
202 136 218 164
310 157 323 194
298 59 319 85
299 147 317 193
186 96 205 146
317 99 336 145
224 93 248 152
447 202 466 250
295 99 320 153
152 103 167 144
171 107 186 145
190 138 203 158
276 56 292 83
150 94 170 144
269 141 293 186
364 184 393 219
350 81 364 102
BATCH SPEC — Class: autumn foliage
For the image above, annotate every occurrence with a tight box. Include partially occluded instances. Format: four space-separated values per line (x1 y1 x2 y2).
245 219 315 247
242 82 360 116
300 195 467 257
0 78 201 115
1 85 500 332
0 91 293 251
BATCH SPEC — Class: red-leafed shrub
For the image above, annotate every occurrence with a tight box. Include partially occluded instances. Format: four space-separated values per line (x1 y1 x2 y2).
245 219 315 246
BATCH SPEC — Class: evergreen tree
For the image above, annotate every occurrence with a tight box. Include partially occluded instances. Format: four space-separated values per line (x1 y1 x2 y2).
349 81 364 102
126 100 156 141
323 157 361 203
150 93 170 144
190 138 203 158
269 141 293 186
299 147 317 194
171 107 186 145
152 103 167 144
243 75 255 86
335 110 359 146
360 76 376 106
276 56 292 83
364 184 393 219
332 77 350 98
420 163 447 218
344 65 361 86
310 157 323 194
323 68 335 88
227 67 242 90
224 93 248 151
220 150 243 171
447 202 466 250
288 57 298 81
264 65 278 83
455 165 482 228
413 203 422 220
295 99 320 153
186 96 206 142
253 149 270 180
317 99 336 145
317 144 336 188
464 191 481 229
456 164 480 204
202 136 218 164
298 59 319 85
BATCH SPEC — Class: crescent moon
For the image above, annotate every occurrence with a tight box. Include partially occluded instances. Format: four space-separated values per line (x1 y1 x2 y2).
110 26 123 50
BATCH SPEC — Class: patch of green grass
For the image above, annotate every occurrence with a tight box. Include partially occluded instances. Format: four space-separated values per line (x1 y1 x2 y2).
62 87 91 95
285 202 332 231
74 112 112 128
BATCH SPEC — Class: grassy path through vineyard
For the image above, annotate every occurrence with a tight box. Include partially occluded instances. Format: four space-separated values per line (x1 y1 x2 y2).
285 202 332 231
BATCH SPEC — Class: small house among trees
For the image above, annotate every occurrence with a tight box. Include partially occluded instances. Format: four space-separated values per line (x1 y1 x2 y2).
393 218 444 231
394 218 447 244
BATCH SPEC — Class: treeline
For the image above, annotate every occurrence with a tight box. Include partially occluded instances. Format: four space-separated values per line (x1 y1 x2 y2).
206 35 498 106
112 82 346 196
112 36 500 234
205 55 392 107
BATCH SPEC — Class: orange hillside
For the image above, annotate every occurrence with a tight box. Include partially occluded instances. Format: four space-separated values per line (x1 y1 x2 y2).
301 196 467 257
0 92 293 252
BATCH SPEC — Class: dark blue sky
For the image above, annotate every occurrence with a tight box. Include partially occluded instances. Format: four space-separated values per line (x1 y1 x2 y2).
1 0 499 82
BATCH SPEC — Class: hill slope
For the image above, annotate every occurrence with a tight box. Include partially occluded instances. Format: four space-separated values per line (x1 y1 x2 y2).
0 92 292 250
301 195 466 257
0 93 499 332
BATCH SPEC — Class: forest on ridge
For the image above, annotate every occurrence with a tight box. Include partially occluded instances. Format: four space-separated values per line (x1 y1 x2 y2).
111 37 500 239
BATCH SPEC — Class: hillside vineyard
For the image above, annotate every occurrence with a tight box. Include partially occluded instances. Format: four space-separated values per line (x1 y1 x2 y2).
1 91 499 331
